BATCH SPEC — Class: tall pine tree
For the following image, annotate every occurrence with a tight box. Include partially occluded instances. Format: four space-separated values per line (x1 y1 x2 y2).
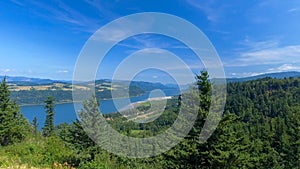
32 116 39 136
164 71 212 168
0 77 29 146
42 96 55 137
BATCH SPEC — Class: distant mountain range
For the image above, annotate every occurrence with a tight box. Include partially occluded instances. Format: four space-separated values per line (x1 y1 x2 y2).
2 71 299 105
226 71 300 83
1 71 300 86
0 76 63 86
1 76 179 105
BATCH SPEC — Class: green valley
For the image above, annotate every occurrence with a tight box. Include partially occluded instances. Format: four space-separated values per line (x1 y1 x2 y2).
0 72 299 168
7 80 174 105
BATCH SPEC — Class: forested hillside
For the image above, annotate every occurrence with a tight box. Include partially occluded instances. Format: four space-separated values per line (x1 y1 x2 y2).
0 74 299 168
8 79 177 105
9 81 146 105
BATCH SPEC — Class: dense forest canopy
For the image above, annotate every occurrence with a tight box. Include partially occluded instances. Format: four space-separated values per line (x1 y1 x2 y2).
0 75 299 168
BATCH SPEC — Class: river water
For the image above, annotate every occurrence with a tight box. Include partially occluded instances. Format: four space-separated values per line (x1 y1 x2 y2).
21 89 180 129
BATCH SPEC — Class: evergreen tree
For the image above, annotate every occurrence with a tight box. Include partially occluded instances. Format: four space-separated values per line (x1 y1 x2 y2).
0 77 10 110
32 116 38 135
42 96 55 137
164 71 212 168
191 70 212 137
0 77 29 146
196 70 212 112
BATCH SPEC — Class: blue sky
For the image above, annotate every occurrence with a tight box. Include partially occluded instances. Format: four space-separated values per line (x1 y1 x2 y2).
1 0 300 82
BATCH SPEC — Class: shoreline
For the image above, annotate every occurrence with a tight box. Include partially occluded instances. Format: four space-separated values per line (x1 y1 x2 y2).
17 89 180 107
20 96 175 108
118 96 173 112
19 93 148 107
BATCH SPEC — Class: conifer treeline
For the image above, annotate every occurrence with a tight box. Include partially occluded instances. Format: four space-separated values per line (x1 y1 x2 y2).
0 74 299 168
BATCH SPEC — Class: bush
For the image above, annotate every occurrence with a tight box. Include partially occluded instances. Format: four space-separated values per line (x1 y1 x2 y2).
0 136 76 168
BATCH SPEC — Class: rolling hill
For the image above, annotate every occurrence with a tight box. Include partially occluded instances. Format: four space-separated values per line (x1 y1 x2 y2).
2 77 177 105
2 71 300 105
226 71 300 82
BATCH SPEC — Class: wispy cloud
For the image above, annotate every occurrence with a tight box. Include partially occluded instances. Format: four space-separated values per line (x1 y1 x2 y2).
10 0 24 6
138 33 209 51
227 39 300 67
268 64 300 72
0 68 11 74
120 35 190 50
9 0 117 33
207 29 230 35
186 0 222 22
238 45 300 65
84 0 119 19
230 72 265 78
288 7 300 13
240 38 279 51
57 70 69 73
91 16 155 42
230 63 300 78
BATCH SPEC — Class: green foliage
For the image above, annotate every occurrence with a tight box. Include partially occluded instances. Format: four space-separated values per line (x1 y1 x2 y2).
0 75 299 168
11 90 73 105
0 136 75 168
164 74 300 168
0 77 30 146
42 136 75 165
31 116 39 136
196 70 212 112
42 96 55 137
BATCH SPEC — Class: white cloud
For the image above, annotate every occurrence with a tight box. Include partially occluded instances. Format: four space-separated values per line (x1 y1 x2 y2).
10 0 24 6
241 39 279 51
57 70 69 73
91 17 154 42
84 0 119 19
118 35 193 53
268 64 300 72
207 29 230 35
186 0 221 22
226 39 300 67
10 0 115 33
230 72 264 78
93 29 130 42
229 64 300 78
0 68 11 74
239 45 300 65
138 48 167 54
288 8 300 13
